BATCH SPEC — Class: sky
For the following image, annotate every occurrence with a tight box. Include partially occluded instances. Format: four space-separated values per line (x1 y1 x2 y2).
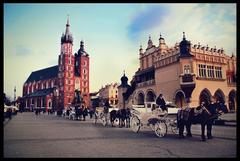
4 3 236 100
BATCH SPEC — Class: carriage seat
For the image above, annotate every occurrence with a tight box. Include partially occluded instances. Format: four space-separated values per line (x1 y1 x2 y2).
152 108 168 117
95 107 104 113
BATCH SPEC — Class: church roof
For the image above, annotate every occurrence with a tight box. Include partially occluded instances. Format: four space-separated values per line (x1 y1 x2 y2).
25 65 58 83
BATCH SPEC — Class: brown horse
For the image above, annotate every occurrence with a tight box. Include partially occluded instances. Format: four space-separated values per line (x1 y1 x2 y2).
177 102 228 141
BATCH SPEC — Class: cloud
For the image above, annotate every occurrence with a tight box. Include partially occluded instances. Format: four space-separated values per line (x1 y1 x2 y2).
15 45 31 56
127 5 169 41
138 4 236 55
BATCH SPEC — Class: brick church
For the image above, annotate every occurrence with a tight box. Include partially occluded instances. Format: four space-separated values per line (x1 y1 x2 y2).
22 18 90 111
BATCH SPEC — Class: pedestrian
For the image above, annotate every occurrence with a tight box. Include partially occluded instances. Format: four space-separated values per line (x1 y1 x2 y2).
35 107 38 116
156 93 167 111
89 107 94 119
47 108 50 115
7 108 12 119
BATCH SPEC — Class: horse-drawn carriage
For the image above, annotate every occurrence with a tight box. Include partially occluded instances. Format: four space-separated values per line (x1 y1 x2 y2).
94 106 108 126
130 102 179 137
94 106 119 126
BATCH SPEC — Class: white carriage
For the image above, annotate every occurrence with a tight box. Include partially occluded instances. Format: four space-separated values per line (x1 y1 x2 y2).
130 102 179 137
94 107 108 126
94 106 119 126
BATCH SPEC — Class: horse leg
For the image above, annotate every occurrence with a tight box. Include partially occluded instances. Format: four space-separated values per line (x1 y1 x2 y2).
111 118 115 127
186 120 192 137
126 118 130 128
207 119 213 139
83 114 86 121
110 113 115 127
178 120 185 138
201 123 206 141
119 118 123 128
94 113 97 124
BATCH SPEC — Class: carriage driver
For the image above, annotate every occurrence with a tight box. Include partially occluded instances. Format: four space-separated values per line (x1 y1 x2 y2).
156 93 168 115
104 100 110 114
156 94 167 110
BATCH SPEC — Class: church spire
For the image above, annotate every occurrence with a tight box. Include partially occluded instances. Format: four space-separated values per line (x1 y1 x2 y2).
61 15 73 44
183 32 186 40
147 35 153 48
65 14 70 35
159 33 165 45
67 14 69 25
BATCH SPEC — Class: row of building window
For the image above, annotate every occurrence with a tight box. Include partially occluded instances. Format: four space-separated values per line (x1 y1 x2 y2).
59 78 88 87
141 52 179 69
61 56 88 67
25 98 49 107
26 80 56 95
198 64 222 78
195 54 225 64
75 60 88 66
154 55 178 68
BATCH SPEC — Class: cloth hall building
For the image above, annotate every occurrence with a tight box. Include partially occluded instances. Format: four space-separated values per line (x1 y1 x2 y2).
22 18 90 111
124 33 236 112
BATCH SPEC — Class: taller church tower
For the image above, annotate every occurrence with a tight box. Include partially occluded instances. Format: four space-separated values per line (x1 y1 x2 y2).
58 17 75 109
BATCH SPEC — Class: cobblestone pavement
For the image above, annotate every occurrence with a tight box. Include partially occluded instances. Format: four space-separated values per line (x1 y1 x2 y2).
4 112 237 158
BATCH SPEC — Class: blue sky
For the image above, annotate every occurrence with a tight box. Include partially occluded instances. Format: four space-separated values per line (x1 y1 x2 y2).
4 3 236 99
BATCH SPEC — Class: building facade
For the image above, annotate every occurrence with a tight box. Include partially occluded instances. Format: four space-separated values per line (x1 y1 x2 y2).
22 18 90 111
98 83 119 107
125 33 236 111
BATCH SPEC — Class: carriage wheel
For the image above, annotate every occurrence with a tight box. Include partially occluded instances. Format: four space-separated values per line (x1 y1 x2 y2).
170 119 179 134
154 121 167 137
131 116 140 133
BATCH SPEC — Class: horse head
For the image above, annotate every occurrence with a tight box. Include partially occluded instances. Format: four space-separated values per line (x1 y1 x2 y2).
217 103 228 114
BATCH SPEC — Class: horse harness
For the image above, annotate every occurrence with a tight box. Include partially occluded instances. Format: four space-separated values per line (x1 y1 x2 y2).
194 106 211 116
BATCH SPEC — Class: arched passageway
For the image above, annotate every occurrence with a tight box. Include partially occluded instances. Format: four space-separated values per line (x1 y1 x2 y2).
228 90 236 111
214 89 225 104
146 90 156 102
199 89 211 107
175 91 186 108
137 93 145 105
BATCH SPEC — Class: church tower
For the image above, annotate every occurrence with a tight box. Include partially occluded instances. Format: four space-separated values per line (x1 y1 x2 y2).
117 71 131 109
74 40 90 107
58 16 75 109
